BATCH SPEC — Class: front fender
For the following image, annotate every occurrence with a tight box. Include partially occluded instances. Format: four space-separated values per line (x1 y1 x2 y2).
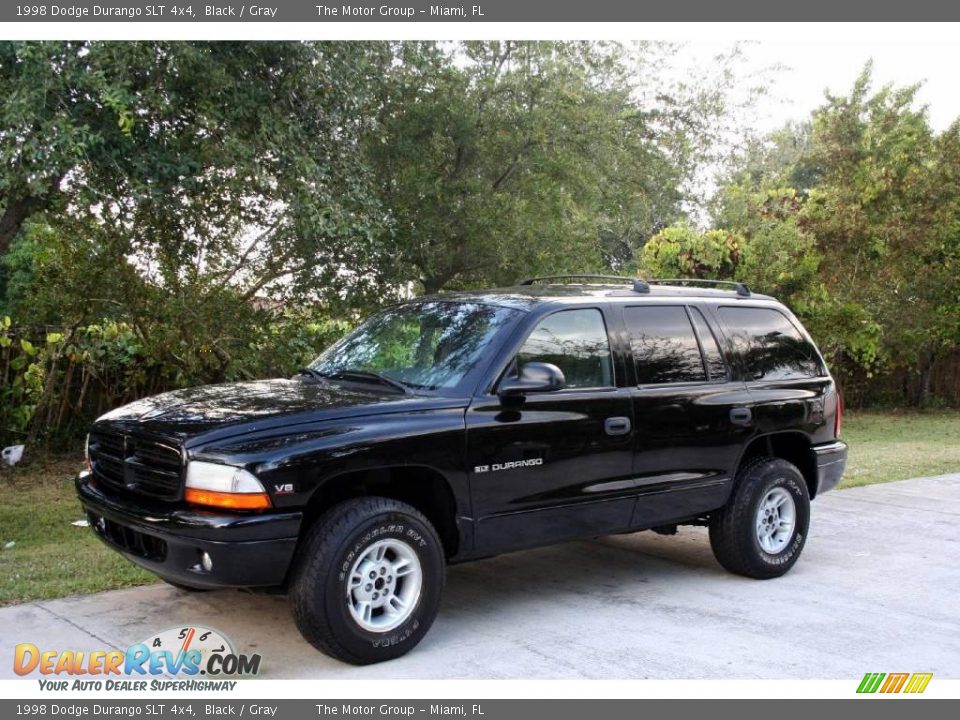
188 407 469 514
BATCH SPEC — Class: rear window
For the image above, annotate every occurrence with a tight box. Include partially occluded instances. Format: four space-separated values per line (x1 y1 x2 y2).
718 306 824 380
623 306 708 384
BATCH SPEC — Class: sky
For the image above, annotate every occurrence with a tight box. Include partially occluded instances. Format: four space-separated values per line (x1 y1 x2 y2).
668 39 960 221
729 41 960 133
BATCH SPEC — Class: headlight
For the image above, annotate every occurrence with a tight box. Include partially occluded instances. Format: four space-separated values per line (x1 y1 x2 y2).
184 461 272 510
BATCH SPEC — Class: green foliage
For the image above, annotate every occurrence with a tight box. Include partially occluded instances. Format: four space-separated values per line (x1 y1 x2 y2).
0 310 352 447
1 319 46 439
5 40 954 445
0 41 387 445
792 69 958 394
714 64 960 405
258 314 354 378
640 226 742 279
0 40 767 445
0 41 391 305
369 41 738 291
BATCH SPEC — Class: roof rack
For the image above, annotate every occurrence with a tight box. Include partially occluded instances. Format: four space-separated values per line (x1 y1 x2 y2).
518 274 752 297
519 274 651 294
646 278 751 297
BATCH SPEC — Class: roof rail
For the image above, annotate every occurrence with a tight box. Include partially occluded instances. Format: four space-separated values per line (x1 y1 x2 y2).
518 274 650 294
517 274 751 297
647 278 752 297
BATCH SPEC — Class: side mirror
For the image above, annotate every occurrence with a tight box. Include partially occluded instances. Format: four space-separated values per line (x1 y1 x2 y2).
498 362 565 400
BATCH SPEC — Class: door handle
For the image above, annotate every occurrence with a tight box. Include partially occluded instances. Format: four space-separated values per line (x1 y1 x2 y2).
604 416 632 436
729 407 753 426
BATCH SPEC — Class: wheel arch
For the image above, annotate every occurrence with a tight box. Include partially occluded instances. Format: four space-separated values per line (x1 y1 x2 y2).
298 464 461 559
735 431 819 498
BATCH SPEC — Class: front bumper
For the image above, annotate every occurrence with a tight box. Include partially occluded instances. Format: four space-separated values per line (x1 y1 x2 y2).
76 471 302 589
813 441 848 496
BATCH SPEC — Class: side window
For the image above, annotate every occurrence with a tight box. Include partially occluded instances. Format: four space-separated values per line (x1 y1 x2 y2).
623 306 706 384
689 307 727 381
516 309 613 388
718 306 823 380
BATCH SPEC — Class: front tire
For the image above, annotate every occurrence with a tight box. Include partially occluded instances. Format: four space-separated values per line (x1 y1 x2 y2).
290 497 445 665
709 457 811 579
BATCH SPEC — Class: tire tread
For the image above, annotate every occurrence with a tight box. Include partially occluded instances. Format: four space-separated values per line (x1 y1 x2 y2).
709 456 809 579
290 496 441 665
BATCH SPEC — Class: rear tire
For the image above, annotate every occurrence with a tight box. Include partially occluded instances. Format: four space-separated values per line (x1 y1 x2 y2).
709 457 810 579
290 497 445 665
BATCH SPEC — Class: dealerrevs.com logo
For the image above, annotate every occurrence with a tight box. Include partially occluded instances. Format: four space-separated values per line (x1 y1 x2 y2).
14 626 261 690
857 672 933 694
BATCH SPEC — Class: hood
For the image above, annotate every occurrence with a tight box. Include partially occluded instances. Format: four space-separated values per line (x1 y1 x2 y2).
94 378 466 443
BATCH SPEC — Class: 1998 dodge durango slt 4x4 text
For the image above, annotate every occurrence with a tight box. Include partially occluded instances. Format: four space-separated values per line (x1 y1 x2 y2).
77 276 848 664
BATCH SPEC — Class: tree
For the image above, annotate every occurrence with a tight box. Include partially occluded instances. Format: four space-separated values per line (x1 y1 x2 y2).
713 65 960 405
0 40 777 444
366 41 747 293
801 67 960 403
0 41 390 303
0 41 395 396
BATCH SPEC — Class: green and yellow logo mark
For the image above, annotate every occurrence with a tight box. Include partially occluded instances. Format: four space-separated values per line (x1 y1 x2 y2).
857 672 933 694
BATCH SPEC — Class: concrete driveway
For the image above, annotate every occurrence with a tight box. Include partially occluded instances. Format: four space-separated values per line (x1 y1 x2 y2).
3 474 959 679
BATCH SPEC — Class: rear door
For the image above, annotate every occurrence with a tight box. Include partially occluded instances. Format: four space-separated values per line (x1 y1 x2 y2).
466 306 636 554
621 303 751 528
714 305 833 439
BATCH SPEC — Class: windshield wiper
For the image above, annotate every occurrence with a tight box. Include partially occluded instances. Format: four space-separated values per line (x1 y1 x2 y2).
329 369 412 394
296 367 330 383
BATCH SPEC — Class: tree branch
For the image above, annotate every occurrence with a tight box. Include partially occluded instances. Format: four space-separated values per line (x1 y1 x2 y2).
217 220 282 286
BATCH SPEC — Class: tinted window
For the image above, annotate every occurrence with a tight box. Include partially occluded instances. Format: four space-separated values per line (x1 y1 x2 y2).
516 309 613 388
624 306 706 384
718 307 823 380
312 301 521 391
690 307 727 381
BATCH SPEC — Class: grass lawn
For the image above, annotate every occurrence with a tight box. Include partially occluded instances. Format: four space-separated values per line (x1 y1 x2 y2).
0 456 156 606
0 410 958 606
841 410 960 488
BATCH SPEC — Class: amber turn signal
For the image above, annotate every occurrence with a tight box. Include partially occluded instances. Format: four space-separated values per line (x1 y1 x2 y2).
184 488 272 510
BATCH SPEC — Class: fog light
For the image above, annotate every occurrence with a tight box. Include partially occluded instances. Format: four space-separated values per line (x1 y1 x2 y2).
201 552 213 573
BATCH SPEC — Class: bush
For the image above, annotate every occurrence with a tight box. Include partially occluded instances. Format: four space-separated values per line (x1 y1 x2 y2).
0 311 352 449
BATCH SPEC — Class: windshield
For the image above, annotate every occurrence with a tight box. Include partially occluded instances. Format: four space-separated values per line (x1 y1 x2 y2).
310 301 521 392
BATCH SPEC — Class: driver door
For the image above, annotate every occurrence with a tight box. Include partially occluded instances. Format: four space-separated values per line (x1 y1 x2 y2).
465 307 636 554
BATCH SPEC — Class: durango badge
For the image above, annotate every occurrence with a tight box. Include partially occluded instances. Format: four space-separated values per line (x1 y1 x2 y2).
474 458 543 474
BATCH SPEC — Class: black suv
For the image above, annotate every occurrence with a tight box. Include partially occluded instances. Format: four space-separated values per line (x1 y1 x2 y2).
77 276 847 665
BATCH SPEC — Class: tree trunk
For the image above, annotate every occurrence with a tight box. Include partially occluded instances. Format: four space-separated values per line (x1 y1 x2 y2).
917 346 936 408
0 175 65 257
0 194 47 256
421 276 445 295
